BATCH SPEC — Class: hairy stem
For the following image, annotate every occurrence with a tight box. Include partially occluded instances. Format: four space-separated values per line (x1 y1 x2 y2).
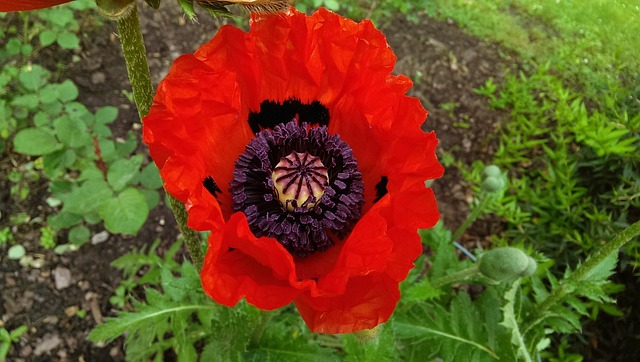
528 219 640 324
431 264 481 289
115 4 204 270
452 194 493 242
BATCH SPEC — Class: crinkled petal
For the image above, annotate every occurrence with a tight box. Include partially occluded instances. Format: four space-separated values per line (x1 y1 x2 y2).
294 273 399 334
201 213 305 309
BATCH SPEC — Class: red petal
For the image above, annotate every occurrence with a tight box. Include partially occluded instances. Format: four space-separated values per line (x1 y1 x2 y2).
295 273 399 334
143 50 254 226
201 213 304 309
0 0 71 11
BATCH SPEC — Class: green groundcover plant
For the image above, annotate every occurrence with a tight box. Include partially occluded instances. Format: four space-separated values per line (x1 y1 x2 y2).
1 0 639 361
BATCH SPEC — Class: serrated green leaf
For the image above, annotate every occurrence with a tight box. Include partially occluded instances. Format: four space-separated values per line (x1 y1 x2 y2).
98 187 149 235
177 0 196 20
107 155 144 191
404 277 442 302
13 128 62 155
88 302 217 342
582 250 617 281
395 293 499 360
499 281 533 362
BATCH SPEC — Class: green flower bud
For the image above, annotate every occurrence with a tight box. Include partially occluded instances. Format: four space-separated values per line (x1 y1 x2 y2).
353 325 381 342
481 165 502 180
481 176 504 193
478 247 537 283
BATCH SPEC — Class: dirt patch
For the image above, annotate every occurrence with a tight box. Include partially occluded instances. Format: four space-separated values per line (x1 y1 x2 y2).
1 3 513 360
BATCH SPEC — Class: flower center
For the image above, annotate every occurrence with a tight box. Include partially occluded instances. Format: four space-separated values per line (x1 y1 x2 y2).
272 151 328 211
230 118 365 258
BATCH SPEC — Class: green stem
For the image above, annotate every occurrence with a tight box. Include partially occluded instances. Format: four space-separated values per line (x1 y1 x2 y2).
452 194 493 242
431 264 481 289
115 3 204 270
168 194 204 270
116 4 153 118
528 219 640 324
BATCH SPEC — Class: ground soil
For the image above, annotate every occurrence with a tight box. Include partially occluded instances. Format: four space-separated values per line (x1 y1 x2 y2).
0 2 633 361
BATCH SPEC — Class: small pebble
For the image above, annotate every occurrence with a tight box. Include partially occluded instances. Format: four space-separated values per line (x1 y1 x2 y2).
54 267 72 290
91 231 109 245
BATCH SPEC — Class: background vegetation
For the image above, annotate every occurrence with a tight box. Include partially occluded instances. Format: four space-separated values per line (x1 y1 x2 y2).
1 0 638 360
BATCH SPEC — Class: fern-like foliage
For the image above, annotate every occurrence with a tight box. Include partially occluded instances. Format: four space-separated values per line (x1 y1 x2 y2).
394 289 517 361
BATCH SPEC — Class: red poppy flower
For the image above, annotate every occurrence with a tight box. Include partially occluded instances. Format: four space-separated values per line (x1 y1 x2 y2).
0 0 72 11
143 8 443 334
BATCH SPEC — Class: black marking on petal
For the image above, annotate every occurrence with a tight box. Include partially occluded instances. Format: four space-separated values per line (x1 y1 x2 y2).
374 176 388 203
203 176 222 198
248 98 330 134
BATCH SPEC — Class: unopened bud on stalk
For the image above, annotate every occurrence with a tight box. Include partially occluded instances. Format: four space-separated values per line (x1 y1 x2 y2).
96 0 136 20
481 164 501 179
478 247 537 283
480 165 505 192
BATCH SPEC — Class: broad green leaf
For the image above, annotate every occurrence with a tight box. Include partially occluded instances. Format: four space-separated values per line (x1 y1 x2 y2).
57 31 80 49
54 115 91 148
38 84 57 104
43 149 77 177
107 155 144 192
57 79 79 102
98 187 149 235
6 38 21 55
98 140 117 162
19 65 47 91
139 163 163 189
39 30 57 46
95 106 118 124
33 112 49 127
48 211 82 229
69 225 90 245
62 178 113 214
11 94 39 109
140 188 160 209
116 132 138 157
13 128 62 155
